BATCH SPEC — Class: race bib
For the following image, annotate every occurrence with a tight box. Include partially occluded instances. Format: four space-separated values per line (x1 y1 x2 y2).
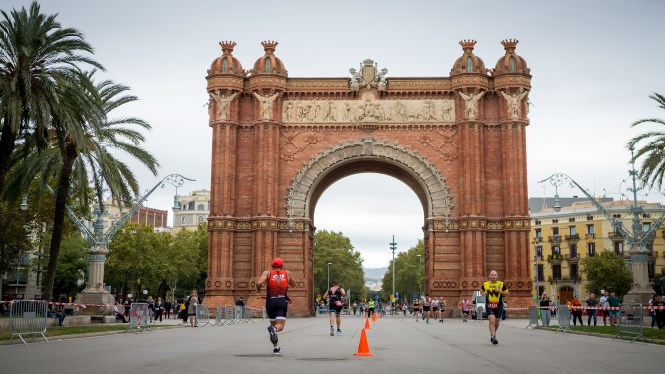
335 300 343 307
487 302 498 308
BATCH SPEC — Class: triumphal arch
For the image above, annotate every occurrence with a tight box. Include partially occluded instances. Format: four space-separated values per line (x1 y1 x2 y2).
204 39 533 315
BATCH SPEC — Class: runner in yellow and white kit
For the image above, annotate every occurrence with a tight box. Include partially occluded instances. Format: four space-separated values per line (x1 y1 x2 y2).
480 270 508 345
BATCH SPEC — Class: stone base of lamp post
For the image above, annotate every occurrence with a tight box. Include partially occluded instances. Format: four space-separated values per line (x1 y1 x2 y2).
623 254 655 305
74 289 115 315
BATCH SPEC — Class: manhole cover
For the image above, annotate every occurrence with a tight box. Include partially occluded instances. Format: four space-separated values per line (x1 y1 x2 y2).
296 358 348 362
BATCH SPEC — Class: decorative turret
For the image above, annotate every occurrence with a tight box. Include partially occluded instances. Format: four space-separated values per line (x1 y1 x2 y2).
208 41 245 76
450 40 487 75
251 40 288 77
494 39 530 75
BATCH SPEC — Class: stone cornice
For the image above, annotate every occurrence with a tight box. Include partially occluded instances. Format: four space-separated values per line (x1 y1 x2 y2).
208 216 310 232
428 217 531 232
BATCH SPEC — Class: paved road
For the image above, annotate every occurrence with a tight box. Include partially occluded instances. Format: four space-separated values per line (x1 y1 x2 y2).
1 315 663 374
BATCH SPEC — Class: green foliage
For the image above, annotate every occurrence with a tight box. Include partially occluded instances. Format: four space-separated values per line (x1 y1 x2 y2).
313 230 365 301
106 223 207 300
52 234 87 298
381 240 424 302
0 201 33 275
581 250 633 297
627 92 665 189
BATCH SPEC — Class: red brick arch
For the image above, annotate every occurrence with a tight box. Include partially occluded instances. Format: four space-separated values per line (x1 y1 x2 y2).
204 41 534 315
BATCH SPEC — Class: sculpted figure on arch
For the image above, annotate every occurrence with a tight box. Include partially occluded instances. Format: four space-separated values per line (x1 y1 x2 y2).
210 90 238 121
458 91 485 120
253 91 281 120
500 88 529 119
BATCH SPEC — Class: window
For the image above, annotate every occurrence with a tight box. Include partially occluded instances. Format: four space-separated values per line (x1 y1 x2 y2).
552 219 559 224
612 214 621 218
537 264 544 281
568 218 576 223
222 58 229 73
181 216 188 224
197 204 205 211
614 241 623 255
570 244 577 259
588 242 596 256
188 201 195 210
466 56 473 72
587 216 593 221
586 224 595 235
570 263 578 279
552 246 561 256
552 227 559 235
509 57 516 72
552 265 561 280
535 246 543 258
538 286 545 296
264 58 272 72
534 220 541 225
643 222 651 233
648 260 655 279
568 226 576 235
197 216 204 222
535 228 542 238
643 214 651 218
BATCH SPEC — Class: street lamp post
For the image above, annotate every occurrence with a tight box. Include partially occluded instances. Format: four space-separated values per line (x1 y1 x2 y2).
540 147 661 304
327 262 332 292
416 254 422 299
390 235 397 304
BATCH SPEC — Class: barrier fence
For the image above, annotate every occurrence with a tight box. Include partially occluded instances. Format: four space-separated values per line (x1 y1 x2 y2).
126 303 150 333
614 303 651 343
9 300 49 345
556 305 571 334
474 306 484 323
197 305 211 327
526 306 539 329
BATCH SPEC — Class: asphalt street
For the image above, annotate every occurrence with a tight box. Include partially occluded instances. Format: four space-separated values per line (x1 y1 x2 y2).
1 314 663 374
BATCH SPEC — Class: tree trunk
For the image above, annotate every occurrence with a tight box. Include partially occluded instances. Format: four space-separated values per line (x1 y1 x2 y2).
0 120 18 197
42 144 78 301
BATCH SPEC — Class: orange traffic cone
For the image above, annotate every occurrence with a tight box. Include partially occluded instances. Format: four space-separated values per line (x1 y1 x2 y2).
364 317 371 329
372 312 376 322
354 328 374 356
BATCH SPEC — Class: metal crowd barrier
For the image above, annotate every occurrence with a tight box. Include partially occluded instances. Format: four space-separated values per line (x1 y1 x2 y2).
197 305 211 326
614 303 651 343
474 306 484 323
214 306 225 326
243 307 255 323
9 300 49 345
126 303 150 333
224 306 237 324
526 306 540 329
556 305 571 334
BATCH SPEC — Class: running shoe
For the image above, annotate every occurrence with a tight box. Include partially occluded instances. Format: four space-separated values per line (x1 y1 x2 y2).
490 336 498 345
268 326 278 344
336 329 342 335
273 346 281 355
330 326 334 336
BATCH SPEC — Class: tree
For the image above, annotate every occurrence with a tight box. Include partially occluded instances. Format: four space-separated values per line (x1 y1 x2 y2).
581 250 633 297
0 201 32 276
0 1 103 196
381 240 424 302
52 234 87 299
313 230 365 301
627 93 665 189
7 74 159 301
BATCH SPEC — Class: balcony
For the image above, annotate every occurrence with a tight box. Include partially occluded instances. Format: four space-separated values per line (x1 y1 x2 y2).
609 231 623 241
547 254 563 263
533 255 543 262
534 276 545 283
564 254 580 263
548 235 562 243
560 275 582 283
565 234 580 242
585 233 596 240
532 237 543 244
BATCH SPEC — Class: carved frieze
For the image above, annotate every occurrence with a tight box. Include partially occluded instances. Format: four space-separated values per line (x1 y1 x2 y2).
282 99 455 123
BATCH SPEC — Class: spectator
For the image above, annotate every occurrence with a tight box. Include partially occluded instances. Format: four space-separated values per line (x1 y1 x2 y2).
49 302 66 326
570 295 583 326
607 292 621 326
147 296 155 323
124 294 134 319
113 303 128 323
164 298 172 319
154 296 164 322
539 293 551 326
653 294 665 329
188 290 199 327
599 290 609 326
585 293 598 326
235 297 245 319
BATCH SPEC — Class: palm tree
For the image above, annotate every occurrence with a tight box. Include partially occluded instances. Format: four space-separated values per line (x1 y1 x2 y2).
7 73 159 300
627 93 665 189
0 1 102 198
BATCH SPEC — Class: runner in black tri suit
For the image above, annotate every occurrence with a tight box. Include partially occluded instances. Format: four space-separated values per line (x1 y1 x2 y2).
256 257 296 355
323 279 346 336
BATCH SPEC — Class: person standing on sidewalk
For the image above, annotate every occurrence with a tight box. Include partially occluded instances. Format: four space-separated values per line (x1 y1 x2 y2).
600 290 609 326
323 279 346 336
480 270 509 345
256 257 296 355
607 291 621 326
585 293 598 326
539 292 551 326
188 290 199 327
235 297 245 319
154 296 164 322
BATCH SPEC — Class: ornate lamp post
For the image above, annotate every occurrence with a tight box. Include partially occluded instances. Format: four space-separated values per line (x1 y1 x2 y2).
540 148 661 304
47 174 195 314
327 262 332 292
390 235 397 304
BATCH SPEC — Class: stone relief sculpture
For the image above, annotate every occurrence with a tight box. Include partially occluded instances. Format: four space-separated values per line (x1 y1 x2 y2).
349 68 360 90
281 99 455 124
378 68 388 89
500 88 529 119
253 91 281 120
458 91 485 120
209 90 237 121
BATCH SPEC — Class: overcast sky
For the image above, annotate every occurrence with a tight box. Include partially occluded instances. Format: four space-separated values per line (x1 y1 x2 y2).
5 1 665 268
